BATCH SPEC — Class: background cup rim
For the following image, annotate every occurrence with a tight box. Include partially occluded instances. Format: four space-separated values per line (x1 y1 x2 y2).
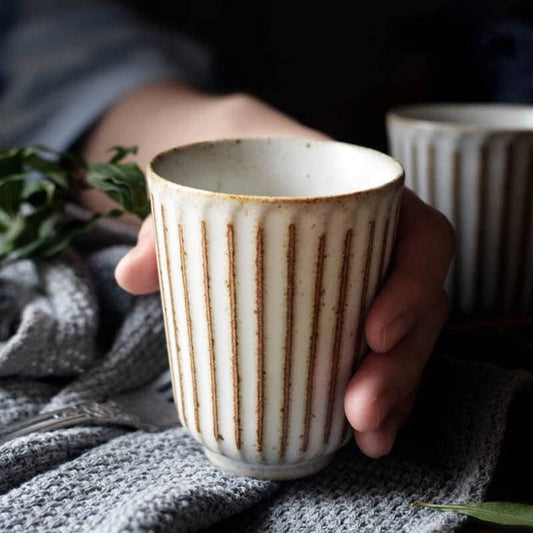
147 137 404 204
387 102 533 134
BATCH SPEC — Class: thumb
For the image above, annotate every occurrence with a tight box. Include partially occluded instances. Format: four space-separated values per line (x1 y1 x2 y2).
115 216 160 294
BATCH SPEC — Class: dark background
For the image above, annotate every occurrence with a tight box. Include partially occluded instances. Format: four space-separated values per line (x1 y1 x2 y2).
127 0 533 152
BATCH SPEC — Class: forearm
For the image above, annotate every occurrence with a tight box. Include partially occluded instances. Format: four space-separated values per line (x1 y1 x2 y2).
82 82 217 171
79 81 322 219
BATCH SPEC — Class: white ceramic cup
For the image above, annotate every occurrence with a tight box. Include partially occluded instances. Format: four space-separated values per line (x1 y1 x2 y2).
387 104 533 317
148 138 404 480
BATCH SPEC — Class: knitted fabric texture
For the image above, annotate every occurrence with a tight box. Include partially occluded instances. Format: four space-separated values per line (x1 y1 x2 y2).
0 242 529 533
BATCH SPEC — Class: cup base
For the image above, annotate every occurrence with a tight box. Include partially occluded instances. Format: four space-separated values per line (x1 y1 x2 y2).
204 448 334 480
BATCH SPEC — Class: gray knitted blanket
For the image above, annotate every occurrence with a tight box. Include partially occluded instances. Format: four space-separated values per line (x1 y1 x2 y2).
0 230 530 532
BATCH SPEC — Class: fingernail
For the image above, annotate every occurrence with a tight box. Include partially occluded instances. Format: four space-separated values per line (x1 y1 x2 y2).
379 311 416 352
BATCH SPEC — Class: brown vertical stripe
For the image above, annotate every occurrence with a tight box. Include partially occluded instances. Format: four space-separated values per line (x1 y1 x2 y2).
513 142 533 309
227 224 241 450
497 138 515 308
474 146 488 311
255 227 265 453
151 198 180 420
201 221 220 441
280 224 296 458
390 194 402 255
178 223 201 434
160 204 188 428
341 221 376 441
377 215 391 285
411 143 419 192
150 197 169 354
427 144 437 206
353 221 376 366
452 150 462 307
301 234 326 453
323 228 353 445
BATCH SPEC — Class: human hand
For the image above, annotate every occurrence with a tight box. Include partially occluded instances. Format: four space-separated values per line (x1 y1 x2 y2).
85 83 455 458
117 192 455 459
344 188 455 457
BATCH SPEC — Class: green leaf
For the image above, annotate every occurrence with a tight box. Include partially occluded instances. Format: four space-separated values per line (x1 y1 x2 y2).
37 216 101 258
1 172 31 184
0 143 150 263
0 148 24 178
23 153 69 188
38 212 64 239
0 146 71 191
21 180 58 208
108 145 137 164
0 215 28 255
0 173 26 215
0 208 11 230
0 208 56 256
410 501 533 526
2 215 100 262
87 160 149 219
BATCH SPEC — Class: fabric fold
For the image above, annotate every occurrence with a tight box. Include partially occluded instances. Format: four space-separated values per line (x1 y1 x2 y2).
0 238 530 532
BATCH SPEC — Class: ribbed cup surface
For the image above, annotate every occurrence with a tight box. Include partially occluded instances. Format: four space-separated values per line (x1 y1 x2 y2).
148 139 403 476
388 119 533 316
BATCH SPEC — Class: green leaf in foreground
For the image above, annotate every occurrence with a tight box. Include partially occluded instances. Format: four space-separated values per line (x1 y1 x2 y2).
86 144 149 219
411 501 533 527
1 215 101 263
87 161 150 219
107 145 138 164
0 144 150 263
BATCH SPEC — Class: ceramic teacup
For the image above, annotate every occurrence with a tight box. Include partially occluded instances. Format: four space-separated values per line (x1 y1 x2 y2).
147 138 404 480
387 104 533 317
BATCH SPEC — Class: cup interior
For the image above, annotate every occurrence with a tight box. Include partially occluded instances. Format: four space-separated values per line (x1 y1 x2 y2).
150 138 403 199
390 103 533 130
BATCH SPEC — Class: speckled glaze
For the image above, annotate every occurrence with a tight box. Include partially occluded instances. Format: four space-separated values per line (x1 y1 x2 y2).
148 138 404 480
387 104 533 316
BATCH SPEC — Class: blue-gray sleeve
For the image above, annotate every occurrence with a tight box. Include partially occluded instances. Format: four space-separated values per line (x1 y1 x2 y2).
0 0 213 150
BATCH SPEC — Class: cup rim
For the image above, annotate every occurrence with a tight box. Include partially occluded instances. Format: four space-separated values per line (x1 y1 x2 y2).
147 137 404 203
387 102 533 133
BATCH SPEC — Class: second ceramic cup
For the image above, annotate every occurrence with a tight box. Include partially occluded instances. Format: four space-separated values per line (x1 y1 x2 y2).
387 104 533 316
148 138 404 480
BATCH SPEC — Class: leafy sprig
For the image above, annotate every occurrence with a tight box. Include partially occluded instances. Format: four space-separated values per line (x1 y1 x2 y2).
411 500 533 527
0 145 150 263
